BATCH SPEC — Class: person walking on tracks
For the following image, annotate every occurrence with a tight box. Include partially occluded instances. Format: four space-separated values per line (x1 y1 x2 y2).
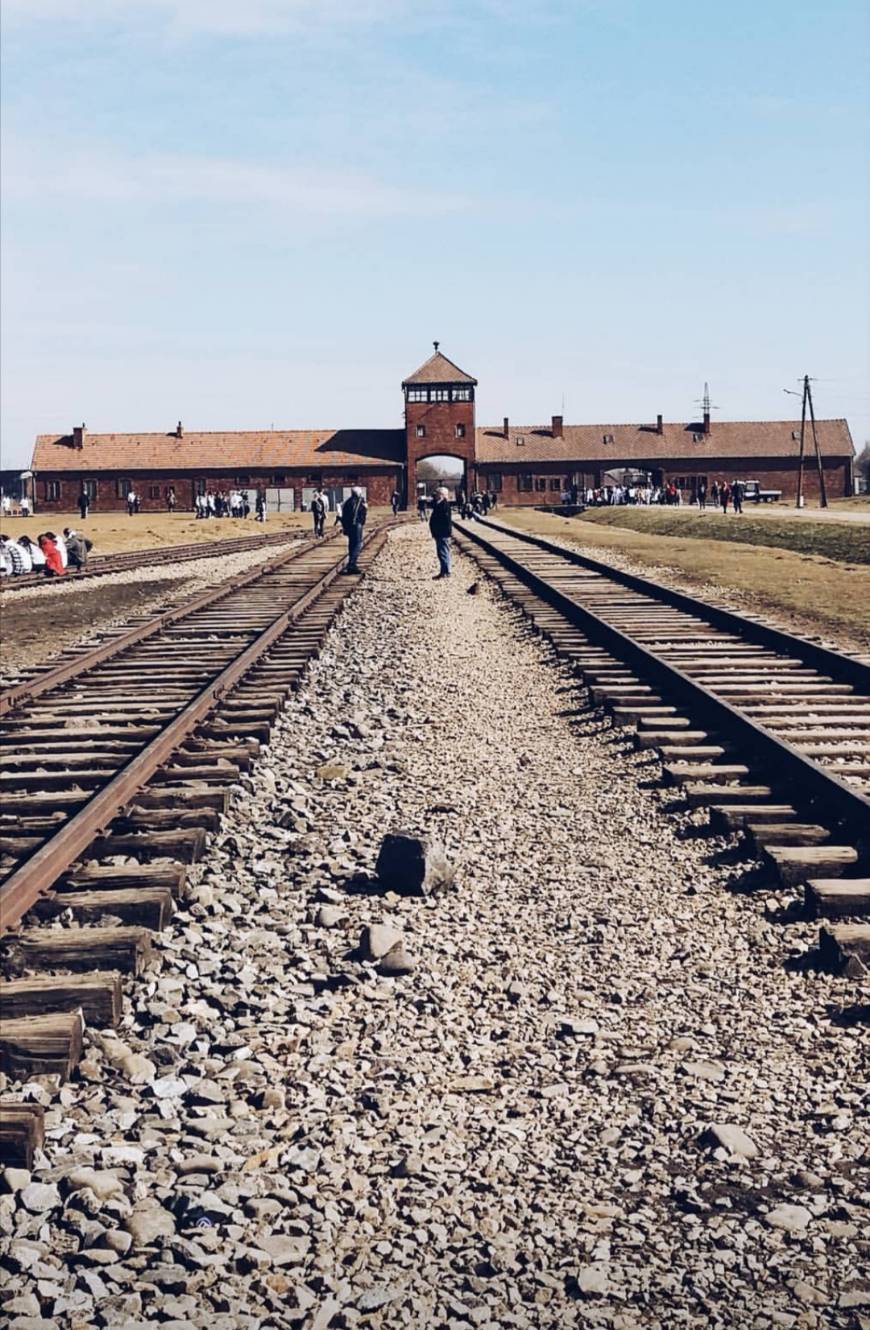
78 488 90 520
391 489 401 516
340 487 367 573
429 485 453 579
310 490 326 538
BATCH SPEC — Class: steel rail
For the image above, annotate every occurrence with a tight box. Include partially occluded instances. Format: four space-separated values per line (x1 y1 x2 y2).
0 524 391 933
473 515 870 693
0 529 303 593
456 518 870 839
0 530 340 717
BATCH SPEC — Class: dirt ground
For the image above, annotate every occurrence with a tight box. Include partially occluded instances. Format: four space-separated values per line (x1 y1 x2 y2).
0 579 203 684
0 510 326 556
497 508 870 650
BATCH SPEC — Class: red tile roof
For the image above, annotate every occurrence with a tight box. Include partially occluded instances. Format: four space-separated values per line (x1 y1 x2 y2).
476 419 854 464
32 429 406 474
402 350 477 387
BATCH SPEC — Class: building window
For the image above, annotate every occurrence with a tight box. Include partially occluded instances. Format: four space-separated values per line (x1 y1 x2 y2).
237 474 250 485
273 474 286 485
535 477 547 492
44 479 60 501
455 423 465 439
518 474 533 492
549 477 563 491
484 473 503 492
430 388 449 403
407 388 428 402
452 388 472 402
148 484 161 499
416 424 426 438
83 479 97 500
116 478 132 498
195 478 207 497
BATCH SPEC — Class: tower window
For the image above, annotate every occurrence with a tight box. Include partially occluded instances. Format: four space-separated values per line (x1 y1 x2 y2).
416 424 426 438
455 423 466 439
430 389 449 402
407 388 428 402
452 388 472 402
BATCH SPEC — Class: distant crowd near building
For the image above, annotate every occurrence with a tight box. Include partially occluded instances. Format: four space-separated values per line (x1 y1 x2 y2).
6 346 856 514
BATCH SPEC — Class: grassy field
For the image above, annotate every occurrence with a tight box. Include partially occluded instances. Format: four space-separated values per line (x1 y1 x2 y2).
572 507 870 565
497 507 870 648
0 510 316 555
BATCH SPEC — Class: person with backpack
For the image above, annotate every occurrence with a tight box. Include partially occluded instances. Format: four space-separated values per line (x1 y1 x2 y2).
340 487 367 573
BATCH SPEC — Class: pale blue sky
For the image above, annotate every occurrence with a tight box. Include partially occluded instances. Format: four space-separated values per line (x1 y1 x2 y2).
2 0 869 468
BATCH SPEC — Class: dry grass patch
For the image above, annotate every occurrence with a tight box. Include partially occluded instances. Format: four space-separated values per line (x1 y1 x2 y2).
576 507 870 565
0 511 313 556
497 508 870 650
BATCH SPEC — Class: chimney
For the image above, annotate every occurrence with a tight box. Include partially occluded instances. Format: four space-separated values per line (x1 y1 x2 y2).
656 413 663 435
176 420 183 438
503 416 510 438
72 422 86 449
552 414 564 439
703 409 711 436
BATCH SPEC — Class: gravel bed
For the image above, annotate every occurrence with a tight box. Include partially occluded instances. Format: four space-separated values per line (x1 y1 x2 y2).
0 542 299 683
1 525 866 1329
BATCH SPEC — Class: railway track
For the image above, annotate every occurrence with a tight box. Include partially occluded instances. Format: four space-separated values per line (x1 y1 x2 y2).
0 528 303 593
455 515 870 978
0 521 395 1166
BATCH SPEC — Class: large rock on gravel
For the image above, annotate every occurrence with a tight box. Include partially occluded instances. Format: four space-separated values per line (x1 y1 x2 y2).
765 1203 813 1234
700 1123 758 1159
360 923 403 960
65 1168 126 1201
374 832 453 897
124 1199 176 1247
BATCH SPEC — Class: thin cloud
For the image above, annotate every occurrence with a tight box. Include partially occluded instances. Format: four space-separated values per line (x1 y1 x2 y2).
1 0 426 35
3 142 472 217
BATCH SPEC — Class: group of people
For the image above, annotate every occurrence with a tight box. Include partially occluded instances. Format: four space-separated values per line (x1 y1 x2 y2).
416 488 496 521
1 494 32 518
574 479 746 511
193 490 253 519
0 528 92 578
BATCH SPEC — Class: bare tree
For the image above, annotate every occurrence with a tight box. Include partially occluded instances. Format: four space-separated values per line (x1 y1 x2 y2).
856 441 870 488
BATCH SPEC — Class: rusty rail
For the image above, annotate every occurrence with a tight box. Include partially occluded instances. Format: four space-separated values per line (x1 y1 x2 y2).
0 530 338 717
0 523 392 934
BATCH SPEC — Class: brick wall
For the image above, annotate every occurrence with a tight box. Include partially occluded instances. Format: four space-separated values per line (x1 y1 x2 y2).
477 456 852 505
33 468 404 514
405 400 476 497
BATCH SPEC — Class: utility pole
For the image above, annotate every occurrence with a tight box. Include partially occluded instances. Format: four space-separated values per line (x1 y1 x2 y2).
790 376 827 510
806 377 828 508
796 378 808 509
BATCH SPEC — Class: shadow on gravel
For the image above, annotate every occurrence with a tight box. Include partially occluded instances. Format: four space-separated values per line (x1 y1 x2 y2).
675 824 716 841
826 1001 870 1027
783 947 830 975
721 862 771 894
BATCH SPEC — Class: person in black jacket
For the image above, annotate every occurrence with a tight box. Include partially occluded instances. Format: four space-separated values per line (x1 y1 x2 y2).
429 486 453 579
340 487 367 572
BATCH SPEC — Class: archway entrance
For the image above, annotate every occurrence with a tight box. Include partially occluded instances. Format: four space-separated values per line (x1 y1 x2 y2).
414 454 466 501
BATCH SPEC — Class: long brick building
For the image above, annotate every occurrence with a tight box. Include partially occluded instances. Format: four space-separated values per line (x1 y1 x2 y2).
29 347 855 512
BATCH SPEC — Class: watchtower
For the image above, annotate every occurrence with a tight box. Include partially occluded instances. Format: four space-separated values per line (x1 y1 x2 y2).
402 343 477 500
